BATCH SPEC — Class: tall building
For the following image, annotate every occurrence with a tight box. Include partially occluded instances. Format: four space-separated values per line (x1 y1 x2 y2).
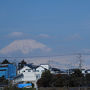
0 63 16 80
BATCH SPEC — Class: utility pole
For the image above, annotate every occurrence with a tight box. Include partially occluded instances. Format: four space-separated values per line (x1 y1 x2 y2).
48 56 51 66
78 53 82 70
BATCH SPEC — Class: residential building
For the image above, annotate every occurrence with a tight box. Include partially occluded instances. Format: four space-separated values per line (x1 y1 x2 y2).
13 64 50 87
51 68 66 74
85 69 90 74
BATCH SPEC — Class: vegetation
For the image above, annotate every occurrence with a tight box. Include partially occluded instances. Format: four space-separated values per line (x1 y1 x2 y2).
37 69 90 87
86 74 90 86
37 70 52 87
18 60 27 69
69 69 85 87
50 74 69 87
1 59 10 64
0 76 8 85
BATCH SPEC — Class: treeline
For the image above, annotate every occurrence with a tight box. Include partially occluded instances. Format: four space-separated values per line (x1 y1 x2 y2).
37 69 90 87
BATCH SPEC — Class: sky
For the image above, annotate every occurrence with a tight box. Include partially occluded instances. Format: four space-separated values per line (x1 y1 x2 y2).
0 0 90 68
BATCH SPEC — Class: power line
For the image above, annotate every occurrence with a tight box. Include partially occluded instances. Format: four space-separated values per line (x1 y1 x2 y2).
0 53 90 59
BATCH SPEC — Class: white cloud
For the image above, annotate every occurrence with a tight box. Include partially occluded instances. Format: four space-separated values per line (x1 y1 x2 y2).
8 32 51 39
83 49 90 53
39 34 50 38
8 32 24 37
0 39 51 54
66 34 81 41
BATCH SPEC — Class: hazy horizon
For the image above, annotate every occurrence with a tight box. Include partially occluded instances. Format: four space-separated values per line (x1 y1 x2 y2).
0 0 90 69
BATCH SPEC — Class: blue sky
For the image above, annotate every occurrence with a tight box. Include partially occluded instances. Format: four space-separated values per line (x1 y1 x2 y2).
0 0 90 57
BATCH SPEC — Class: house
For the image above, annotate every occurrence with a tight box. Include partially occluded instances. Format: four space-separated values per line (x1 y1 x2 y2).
0 63 16 80
13 64 50 88
51 68 65 74
17 65 34 75
85 69 90 74
81 69 86 74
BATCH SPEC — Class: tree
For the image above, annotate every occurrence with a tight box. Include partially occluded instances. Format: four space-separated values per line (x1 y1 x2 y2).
85 74 90 86
18 59 27 69
0 76 8 85
69 69 85 87
50 74 69 87
37 69 86 87
37 72 69 87
37 70 52 87
1 59 10 64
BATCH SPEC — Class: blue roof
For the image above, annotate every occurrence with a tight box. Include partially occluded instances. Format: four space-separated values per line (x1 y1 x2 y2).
17 83 32 88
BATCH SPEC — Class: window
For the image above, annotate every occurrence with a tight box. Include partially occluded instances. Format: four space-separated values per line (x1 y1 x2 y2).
36 74 40 79
22 70 25 72
28 70 31 72
36 70 39 72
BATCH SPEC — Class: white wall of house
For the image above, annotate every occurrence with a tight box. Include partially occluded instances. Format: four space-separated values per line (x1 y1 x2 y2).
14 64 50 86
22 72 36 81
36 64 50 72
14 72 37 85
36 67 45 73
17 66 33 74
40 64 50 70
86 70 90 74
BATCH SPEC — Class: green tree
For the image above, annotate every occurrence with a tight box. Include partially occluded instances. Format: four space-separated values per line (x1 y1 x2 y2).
69 69 85 87
0 76 8 85
50 74 69 87
1 59 10 64
85 74 90 86
18 60 27 69
37 70 52 87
